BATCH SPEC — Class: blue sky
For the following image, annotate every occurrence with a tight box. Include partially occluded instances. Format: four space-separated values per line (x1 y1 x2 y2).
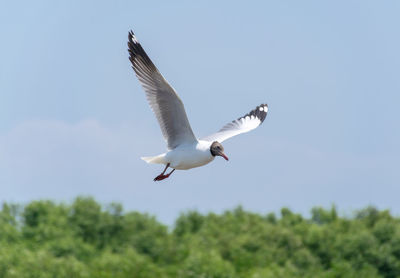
1 1 399 224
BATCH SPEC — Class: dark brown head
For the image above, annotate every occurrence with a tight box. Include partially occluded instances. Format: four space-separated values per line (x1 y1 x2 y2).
210 141 229 161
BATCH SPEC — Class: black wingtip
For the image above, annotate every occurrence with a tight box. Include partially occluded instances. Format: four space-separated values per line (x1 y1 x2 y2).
238 103 269 123
127 30 140 59
128 30 137 45
127 30 158 74
255 103 268 123
128 30 134 40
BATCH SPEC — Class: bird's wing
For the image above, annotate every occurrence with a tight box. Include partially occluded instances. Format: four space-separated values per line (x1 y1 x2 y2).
202 104 268 143
128 30 197 150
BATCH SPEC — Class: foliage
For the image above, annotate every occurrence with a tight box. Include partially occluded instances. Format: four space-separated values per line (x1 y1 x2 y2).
0 198 399 277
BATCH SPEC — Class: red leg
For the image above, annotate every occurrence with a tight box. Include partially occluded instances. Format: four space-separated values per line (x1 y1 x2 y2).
154 164 175 181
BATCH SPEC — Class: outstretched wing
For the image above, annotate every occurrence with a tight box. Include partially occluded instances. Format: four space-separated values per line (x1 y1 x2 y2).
202 104 268 143
128 30 197 150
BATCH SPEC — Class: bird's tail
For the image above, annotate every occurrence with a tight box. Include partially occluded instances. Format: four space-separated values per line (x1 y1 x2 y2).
141 154 166 164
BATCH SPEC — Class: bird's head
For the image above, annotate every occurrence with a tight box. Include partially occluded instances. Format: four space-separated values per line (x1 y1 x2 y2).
210 141 229 161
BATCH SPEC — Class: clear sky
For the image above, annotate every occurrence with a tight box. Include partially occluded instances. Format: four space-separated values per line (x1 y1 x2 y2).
1 1 399 224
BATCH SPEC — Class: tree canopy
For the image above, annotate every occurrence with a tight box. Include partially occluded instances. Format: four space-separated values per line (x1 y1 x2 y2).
0 197 399 277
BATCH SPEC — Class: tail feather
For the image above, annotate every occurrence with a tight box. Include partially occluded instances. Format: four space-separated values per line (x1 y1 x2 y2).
141 154 165 164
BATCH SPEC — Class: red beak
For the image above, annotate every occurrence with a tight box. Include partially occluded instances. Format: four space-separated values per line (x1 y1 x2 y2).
221 153 229 161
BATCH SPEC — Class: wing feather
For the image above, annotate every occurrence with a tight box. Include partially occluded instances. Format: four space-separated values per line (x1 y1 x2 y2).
128 31 197 149
202 104 268 143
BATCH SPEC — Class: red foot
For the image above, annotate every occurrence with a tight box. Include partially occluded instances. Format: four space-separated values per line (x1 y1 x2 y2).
153 169 175 182
153 174 170 181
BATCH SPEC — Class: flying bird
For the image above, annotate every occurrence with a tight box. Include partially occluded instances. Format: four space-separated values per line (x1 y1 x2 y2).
128 30 268 181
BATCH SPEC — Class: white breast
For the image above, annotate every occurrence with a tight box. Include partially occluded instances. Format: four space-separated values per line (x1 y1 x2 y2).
165 140 214 170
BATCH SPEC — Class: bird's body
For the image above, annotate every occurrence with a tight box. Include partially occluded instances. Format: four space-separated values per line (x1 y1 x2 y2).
127 30 268 181
143 140 215 170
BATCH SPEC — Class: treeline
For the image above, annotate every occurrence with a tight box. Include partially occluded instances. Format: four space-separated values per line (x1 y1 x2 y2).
0 197 399 277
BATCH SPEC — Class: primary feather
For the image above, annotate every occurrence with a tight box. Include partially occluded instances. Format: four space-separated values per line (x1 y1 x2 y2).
127 31 197 150
202 104 268 143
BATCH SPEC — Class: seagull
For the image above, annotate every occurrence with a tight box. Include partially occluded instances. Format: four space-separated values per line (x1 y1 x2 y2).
128 30 268 181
